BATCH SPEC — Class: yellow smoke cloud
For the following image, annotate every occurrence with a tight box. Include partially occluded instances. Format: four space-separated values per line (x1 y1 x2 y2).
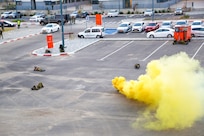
112 52 204 130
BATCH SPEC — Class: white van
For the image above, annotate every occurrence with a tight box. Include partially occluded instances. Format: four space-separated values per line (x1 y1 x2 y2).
78 26 105 38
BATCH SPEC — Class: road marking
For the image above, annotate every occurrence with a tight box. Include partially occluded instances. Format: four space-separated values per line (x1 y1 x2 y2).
98 41 133 61
141 41 168 61
191 42 204 60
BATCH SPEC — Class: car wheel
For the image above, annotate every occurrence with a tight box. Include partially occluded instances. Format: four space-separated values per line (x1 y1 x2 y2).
96 35 100 38
40 22 45 26
167 34 172 38
191 34 195 37
149 35 154 38
80 35 84 38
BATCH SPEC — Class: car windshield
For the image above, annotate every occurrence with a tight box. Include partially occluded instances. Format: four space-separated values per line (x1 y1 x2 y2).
4 12 10 14
148 23 156 26
109 10 116 13
146 9 152 12
176 9 182 11
176 21 186 25
119 24 128 27
192 22 201 25
162 22 170 26
134 23 141 26
46 24 52 27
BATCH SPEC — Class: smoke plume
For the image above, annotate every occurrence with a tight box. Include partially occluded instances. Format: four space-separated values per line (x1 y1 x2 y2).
112 52 204 130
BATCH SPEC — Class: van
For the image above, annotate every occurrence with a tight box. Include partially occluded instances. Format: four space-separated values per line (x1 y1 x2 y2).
78 26 105 38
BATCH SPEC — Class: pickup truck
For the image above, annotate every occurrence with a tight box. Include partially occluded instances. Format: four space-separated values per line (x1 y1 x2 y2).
39 14 70 25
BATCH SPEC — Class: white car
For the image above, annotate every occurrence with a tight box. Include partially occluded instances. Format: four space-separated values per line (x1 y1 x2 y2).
174 20 188 28
144 9 154 16
1 11 12 19
41 23 60 34
191 20 204 29
132 22 145 32
78 26 105 38
29 15 44 22
191 27 204 37
70 11 78 18
160 21 173 28
107 10 119 17
1 20 16 27
147 28 174 38
117 22 132 33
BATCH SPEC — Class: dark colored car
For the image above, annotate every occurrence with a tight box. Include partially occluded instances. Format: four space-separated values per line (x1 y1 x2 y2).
80 11 89 18
145 22 159 32
39 14 69 25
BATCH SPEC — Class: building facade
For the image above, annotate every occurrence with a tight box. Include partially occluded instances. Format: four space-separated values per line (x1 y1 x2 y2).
15 0 90 10
92 0 182 10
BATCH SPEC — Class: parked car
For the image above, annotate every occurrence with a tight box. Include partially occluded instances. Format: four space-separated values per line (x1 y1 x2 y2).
78 26 105 38
35 12 46 18
70 11 79 18
1 20 16 27
144 9 154 16
174 20 188 28
39 15 67 25
144 22 159 32
132 21 145 32
160 21 173 28
9 11 23 18
79 11 89 18
191 20 204 29
1 11 12 19
191 27 204 37
147 28 174 38
107 10 119 17
41 23 60 34
174 8 183 15
117 22 132 33
29 15 44 22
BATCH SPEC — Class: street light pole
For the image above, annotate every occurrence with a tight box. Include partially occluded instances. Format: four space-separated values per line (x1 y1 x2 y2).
152 0 154 21
60 0 65 48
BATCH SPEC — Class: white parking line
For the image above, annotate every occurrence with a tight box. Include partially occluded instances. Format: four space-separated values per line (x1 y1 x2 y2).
191 42 204 60
98 41 133 61
141 41 169 61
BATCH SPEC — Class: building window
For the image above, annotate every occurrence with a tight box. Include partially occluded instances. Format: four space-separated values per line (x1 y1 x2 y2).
45 1 52 5
157 0 168 2
76 0 80 2
16 1 22 5
92 0 99 4
71 0 75 2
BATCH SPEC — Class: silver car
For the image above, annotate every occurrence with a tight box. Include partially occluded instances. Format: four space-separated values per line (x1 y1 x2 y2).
191 27 204 37
132 22 145 32
117 22 132 33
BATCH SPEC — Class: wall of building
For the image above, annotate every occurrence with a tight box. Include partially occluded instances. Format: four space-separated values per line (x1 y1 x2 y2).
16 0 90 10
92 0 182 10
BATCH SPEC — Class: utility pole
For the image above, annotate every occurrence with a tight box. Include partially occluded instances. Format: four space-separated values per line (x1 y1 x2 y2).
152 0 154 21
60 0 65 48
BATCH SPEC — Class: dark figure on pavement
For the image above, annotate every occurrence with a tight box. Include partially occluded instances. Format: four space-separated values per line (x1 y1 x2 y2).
0 28 3 39
34 66 45 72
17 20 21 29
0 21 4 31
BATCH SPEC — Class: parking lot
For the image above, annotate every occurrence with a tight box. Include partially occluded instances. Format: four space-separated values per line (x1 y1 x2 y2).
1 3 204 135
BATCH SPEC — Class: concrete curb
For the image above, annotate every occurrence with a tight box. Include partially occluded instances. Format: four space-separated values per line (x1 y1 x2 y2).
0 33 41 45
32 52 69 56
